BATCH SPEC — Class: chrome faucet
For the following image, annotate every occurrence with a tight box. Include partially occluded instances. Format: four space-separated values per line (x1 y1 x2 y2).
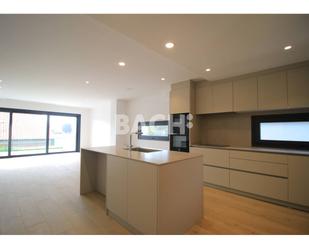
128 131 143 150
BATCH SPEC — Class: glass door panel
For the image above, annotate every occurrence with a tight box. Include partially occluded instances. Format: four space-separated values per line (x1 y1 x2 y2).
48 115 77 153
11 113 47 156
0 112 10 157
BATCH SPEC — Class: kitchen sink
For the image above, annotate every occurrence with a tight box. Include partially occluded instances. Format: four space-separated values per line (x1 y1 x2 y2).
124 147 161 153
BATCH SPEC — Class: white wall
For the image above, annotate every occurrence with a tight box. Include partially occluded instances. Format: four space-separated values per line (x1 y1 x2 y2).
90 101 116 147
122 89 170 149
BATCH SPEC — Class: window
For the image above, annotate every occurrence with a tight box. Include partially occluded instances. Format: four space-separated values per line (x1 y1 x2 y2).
252 113 309 150
0 112 10 157
138 121 169 141
0 108 81 158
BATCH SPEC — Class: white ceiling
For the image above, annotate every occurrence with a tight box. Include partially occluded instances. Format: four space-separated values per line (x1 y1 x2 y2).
94 14 309 81
0 14 308 108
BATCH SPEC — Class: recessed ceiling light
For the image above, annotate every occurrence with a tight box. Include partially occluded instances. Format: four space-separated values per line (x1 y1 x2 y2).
165 42 174 49
118 61 126 67
85 81 90 84
205 68 211 72
284 45 292 50
161 77 166 81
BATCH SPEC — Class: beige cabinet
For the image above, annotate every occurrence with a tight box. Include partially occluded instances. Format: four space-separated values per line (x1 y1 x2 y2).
127 160 158 234
195 81 233 114
287 65 309 108
106 155 128 221
258 71 288 110
233 77 258 111
191 147 229 168
170 81 191 114
288 156 309 207
195 82 213 114
230 170 288 201
213 81 233 113
203 165 229 187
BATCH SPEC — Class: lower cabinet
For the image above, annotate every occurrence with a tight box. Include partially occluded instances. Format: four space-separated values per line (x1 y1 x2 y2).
127 160 157 234
288 156 309 207
229 170 288 201
193 146 309 208
106 155 128 221
203 165 229 187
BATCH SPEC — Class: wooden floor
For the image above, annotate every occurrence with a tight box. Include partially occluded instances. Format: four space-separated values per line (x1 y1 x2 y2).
0 153 308 235
188 187 309 234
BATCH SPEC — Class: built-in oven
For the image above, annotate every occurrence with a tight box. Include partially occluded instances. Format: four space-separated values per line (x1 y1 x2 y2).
169 113 189 152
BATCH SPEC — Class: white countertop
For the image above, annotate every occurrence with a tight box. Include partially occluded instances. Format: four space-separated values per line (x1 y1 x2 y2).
82 146 202 165
191 144 309 156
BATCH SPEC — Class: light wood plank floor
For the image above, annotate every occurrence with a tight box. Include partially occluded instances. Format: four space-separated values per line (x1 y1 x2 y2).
0 153 308 235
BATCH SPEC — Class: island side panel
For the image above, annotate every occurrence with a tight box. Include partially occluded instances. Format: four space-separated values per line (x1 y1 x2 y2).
157 156 203 234
80 149 98 194
96 153 107 195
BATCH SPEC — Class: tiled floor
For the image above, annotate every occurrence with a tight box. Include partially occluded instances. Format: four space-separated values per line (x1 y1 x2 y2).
1 153 308 235
0 153 130 235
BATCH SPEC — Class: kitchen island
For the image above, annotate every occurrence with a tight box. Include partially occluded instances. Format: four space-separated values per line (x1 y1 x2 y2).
80 146 203 234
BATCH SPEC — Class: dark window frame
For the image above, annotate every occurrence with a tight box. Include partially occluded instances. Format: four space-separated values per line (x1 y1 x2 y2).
251 113 309 150
138 120 169 141
0 107 81 159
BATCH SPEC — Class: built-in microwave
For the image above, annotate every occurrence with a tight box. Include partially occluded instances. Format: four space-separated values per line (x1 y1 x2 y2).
169 113 189 152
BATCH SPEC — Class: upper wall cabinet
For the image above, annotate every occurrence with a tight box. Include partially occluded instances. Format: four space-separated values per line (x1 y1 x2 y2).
195 81 233 114
287 65 309 108
170 81 192 114
258 71 288 110
213 81 233 113
195 82 213 114
233 77 258 112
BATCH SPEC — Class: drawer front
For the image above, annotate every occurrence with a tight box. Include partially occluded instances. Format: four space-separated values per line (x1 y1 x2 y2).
230 170 288 201
203 165 229 187
190 147 229 168
230 158 288 177
204 148 229 168
230 150 288 164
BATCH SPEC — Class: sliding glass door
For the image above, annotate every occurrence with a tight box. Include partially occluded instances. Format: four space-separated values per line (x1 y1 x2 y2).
0 112 10 157
11 113 48 156
0 108 80 158
48 115 77 153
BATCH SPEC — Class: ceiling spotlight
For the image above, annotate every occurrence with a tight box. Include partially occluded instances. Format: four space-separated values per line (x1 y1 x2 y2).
118 61 126 67
85 81 90 84
205 68 211 72
284 45 292 50
161 77 166 81
165 42 174 49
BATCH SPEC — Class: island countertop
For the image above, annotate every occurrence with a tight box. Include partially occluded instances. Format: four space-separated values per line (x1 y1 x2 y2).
81 146 202 165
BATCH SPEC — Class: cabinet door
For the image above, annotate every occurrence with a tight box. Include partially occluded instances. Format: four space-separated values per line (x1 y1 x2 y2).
287 65 309 108
258 71 288 110
233 77 258 111
195 82 213 114
127 160 157 234
288 156 309 207
170 86 190 114
106 155 128 221
213 81 233 113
